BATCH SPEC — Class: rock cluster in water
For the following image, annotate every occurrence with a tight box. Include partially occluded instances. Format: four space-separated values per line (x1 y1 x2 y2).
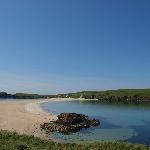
40 113 100 134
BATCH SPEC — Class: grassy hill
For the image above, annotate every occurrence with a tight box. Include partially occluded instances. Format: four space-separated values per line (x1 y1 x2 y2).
57 89 150 103
0 92 47 99
1 89 150 103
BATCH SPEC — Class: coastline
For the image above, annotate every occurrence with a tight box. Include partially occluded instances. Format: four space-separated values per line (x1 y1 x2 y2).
0 98 98 140
0 99 58 139
0 98 150 149
0 98 91 140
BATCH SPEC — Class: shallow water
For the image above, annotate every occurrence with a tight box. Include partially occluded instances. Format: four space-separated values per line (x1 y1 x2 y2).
41 100 150 145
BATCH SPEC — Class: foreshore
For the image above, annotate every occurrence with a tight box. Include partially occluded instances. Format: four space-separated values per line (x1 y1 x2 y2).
0 98 92 140
0 99 58 139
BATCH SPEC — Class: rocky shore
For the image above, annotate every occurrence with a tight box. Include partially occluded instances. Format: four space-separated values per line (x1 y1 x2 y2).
40 113 100 134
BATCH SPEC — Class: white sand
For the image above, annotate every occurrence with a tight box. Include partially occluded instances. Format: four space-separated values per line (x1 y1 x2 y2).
0 98 96 139
0 99 57 139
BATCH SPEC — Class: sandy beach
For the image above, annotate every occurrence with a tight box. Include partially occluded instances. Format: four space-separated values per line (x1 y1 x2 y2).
0 98 95 139
0 99 57 139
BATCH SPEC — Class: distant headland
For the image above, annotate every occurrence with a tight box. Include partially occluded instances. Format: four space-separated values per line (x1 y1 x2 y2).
1 89 150 103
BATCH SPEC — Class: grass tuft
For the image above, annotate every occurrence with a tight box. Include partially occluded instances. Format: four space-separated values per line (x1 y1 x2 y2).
0 130 149 150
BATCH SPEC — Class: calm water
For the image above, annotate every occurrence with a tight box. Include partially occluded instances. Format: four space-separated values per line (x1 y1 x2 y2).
41 100 150 145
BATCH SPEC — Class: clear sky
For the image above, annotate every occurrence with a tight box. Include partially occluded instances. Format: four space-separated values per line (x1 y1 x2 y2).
0 0 150 94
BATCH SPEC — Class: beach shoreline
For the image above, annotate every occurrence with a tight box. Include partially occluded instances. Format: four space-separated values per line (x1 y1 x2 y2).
0 98 98 140
0 99 58 139
0 98 92 140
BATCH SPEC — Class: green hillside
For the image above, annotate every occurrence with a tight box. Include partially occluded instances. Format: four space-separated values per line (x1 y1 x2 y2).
58 89 150 103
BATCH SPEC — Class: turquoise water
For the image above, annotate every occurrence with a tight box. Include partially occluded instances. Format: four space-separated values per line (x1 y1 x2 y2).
41 100 150 145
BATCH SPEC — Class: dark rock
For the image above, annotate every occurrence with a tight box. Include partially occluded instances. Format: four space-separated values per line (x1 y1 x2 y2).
40 113 100 134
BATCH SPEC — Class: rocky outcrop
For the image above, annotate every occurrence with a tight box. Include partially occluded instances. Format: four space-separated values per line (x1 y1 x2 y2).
40 113 100 134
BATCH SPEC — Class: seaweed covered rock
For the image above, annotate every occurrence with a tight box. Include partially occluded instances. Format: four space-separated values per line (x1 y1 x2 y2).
40 113 100 134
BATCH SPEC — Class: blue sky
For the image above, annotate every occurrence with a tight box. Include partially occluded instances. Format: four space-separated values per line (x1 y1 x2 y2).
0 0 150 94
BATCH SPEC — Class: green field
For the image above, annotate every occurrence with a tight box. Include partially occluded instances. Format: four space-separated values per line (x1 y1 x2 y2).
0 130 148 150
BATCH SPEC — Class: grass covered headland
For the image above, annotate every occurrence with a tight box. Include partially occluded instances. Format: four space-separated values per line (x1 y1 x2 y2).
2 89 150 103
0 130 148 150
59 89 150 103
